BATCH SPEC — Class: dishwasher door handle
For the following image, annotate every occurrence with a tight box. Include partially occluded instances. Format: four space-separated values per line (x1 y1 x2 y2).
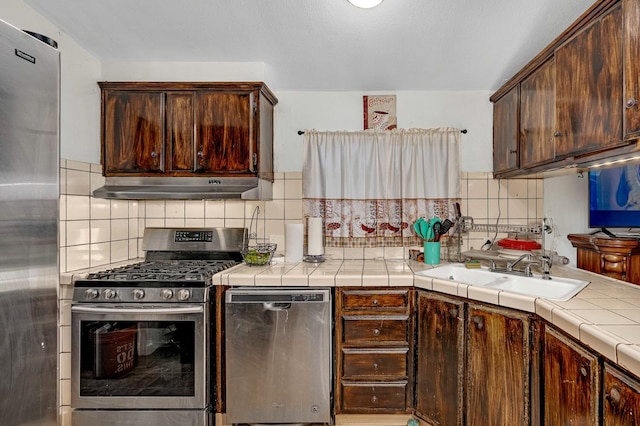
264 302 292 311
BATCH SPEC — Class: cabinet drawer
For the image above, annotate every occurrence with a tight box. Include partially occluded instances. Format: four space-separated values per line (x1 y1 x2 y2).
343 348 408 379
343 316 408 345
341 381 408 412
342 290 409 310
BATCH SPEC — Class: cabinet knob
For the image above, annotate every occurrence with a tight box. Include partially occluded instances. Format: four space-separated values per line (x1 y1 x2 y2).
372 299 379 306
580 366 588 377
626 98 638 109
371 395 378 404
150 151 157 158
372 328 381 336
607 387 621 404
554 131 562 138
472 315 484 330
197 150 204 158
373 363 379 371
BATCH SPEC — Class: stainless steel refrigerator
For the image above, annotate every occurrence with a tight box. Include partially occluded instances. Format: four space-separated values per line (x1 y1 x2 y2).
0 18 59 425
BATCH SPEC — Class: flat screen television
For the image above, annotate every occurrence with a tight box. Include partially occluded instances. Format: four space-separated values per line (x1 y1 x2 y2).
589 163 640 233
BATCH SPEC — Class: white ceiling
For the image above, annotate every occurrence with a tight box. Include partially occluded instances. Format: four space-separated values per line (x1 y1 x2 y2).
24 0 596 92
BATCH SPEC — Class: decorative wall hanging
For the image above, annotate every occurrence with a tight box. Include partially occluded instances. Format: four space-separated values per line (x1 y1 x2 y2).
363 95 397 130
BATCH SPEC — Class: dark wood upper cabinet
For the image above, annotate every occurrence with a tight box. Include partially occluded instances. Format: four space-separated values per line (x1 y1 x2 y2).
99 82 277 179
102 90 164 174
520 58 556 168
493 86 519 174
195 91 253 174
544 326 600 425
624 0 640 140
491 0 640 177
166 92 195 172
555 4 624 159
603 362 640 425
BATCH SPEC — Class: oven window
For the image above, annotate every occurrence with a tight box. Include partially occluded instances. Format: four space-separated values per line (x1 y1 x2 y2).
79 320 195 397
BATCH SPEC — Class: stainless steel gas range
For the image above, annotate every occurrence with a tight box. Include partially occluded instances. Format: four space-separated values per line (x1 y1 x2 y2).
71 227 246 426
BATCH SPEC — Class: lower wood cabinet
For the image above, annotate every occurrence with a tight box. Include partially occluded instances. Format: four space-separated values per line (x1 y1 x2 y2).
543 326 600 425
335 287 414 414
415 291 465 426
466 303 535 426
603 362 640 425
414 291 537 426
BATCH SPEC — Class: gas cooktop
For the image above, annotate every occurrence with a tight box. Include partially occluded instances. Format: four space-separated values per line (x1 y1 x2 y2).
72 227 246 303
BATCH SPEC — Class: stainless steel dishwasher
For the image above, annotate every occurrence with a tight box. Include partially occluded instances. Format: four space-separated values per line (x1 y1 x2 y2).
225 287 332 425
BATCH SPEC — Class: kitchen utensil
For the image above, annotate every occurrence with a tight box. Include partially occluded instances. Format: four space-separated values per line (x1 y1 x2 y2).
425 217 441 242
432 221 443 242
439 219 454 236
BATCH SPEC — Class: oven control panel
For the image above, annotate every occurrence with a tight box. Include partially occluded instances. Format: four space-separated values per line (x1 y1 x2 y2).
73 287 206 303
174 230 213 242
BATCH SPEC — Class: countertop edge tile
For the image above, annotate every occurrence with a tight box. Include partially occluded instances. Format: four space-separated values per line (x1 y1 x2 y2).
579 323 630 363
616 344 640 378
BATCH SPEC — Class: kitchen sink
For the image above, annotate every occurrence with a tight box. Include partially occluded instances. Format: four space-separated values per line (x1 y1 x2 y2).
485 274 590 301
416 263 590 301
415 263 503 286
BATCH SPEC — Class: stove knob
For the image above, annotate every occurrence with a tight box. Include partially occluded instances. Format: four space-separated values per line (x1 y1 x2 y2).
177 289 190 301
160 289 174 300
132 289 145 300
103 289 117 300
85 289 99 300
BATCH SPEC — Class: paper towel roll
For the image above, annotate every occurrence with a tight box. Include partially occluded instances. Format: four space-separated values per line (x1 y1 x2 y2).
307 217 324 256
285 223 304 263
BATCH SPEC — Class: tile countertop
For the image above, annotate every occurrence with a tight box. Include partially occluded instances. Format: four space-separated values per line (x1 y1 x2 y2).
62 258 640 379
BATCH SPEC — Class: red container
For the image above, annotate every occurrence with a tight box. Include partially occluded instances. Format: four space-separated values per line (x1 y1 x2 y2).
91 325 137 379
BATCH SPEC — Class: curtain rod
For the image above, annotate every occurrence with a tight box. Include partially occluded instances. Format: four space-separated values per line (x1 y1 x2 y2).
297 129 467 135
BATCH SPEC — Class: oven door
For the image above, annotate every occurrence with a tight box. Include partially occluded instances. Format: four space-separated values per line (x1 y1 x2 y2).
71 304 207 410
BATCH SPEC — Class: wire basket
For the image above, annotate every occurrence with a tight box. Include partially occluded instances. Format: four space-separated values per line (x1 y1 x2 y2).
241 242 277 266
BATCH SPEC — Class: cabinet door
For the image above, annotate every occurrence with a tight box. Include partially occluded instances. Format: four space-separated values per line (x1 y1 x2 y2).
493 85 519 174
415 292 464 426
166 92 195 172
555 5 624 159
103 91 164 174
544 327 599 425
604 362 640 425
195 91 254 174
520 58 556 168
623 0 640 140
466 304 531 426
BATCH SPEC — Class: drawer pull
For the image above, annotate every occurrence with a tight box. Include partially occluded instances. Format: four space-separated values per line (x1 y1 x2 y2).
372 299 379 306
373 363 379 370
373 328 381 336
371 395 378 404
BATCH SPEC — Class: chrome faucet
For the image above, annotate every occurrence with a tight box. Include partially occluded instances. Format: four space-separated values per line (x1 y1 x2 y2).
489 253 537 277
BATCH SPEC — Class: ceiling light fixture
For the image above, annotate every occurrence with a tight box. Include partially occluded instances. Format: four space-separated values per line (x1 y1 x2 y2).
348 0 383 9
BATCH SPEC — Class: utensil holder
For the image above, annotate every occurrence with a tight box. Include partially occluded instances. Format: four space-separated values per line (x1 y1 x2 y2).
424 241 441 265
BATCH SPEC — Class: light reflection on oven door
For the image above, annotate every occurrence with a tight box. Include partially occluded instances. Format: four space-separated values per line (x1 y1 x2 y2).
71 305 207 410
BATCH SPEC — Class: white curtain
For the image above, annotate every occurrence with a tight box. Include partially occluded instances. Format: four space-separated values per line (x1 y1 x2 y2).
302 128 461 247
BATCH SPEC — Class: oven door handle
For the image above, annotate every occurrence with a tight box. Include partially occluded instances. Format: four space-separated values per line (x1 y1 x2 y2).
71 305 204 314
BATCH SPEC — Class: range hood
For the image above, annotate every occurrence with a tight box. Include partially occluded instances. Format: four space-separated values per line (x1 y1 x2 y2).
92 176 273 200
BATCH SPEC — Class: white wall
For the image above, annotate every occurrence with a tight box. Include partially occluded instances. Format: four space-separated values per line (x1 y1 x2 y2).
2 0 101 163
544 173 590 265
